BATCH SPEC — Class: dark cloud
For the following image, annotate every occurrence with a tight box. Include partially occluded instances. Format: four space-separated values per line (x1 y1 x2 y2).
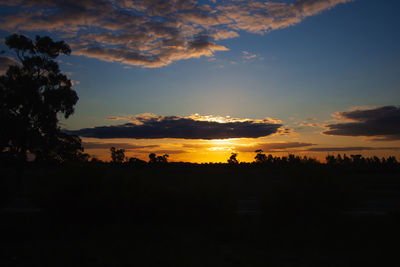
236 142 314 152
260 142 315 150
82 141 186 154
0 0 351 67
66 115 282 140
140 149 187 155
324 106 400 141
82 142 159 150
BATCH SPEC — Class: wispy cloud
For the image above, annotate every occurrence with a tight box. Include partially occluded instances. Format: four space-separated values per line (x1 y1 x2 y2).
0 0 352 68
323 106 400 141
235 141 315 152
307 146 400 152
242 51 258 60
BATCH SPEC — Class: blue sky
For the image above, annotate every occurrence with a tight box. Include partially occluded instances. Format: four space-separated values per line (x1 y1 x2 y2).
1 0 400 162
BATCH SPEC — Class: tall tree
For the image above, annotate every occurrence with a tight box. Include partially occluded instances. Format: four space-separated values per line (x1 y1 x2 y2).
0 34 82 162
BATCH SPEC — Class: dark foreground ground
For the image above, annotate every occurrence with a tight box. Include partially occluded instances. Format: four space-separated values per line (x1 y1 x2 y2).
1 164 400 266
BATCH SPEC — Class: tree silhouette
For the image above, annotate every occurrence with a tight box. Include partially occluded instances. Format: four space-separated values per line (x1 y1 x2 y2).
227 152 239 164
110 147 125 163
254 149 267 163
148 153 169 164
0 34 81 162
128 157 146 167
158 154 169 164
149 153 157 164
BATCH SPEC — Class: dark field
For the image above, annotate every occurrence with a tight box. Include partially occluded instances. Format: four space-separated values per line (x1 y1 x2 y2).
1 164 400 266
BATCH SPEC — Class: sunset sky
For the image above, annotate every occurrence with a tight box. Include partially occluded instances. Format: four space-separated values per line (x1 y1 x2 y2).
1 0 399 162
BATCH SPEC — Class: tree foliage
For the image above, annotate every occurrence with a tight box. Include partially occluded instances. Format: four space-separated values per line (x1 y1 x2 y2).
227 152 239 164
0 34 82 162
149 153 169 164
254 149 267 163
110 147 125 163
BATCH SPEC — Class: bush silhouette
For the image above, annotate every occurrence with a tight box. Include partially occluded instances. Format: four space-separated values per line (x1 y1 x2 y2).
227 152 239 164
254 149 267 163
110 147 125 163
148 153 169 164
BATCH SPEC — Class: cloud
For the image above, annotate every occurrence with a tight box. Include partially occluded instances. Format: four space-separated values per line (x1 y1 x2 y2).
210 30 239 41
236 142 314 152
108 112 282 124
217 0 352 34
242 51 257 60
323 106 400 141
307 146 400 152
82 142 159 150
176 142 400 154
141 149 187 155
181 143 210 149
299 123 320 128
0 0 352 68
297 118 322 128
0 56 18 74
82 141 187 155
66 114 283 139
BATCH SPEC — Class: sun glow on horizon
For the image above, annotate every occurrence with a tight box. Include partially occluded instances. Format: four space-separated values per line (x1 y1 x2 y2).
81 134 400 164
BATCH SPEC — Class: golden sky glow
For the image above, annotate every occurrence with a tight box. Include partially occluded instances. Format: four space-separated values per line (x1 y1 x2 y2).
83 133 400 163
77 108 400 163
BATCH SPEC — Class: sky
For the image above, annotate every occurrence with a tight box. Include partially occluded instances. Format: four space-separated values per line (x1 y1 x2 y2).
1 0 400 162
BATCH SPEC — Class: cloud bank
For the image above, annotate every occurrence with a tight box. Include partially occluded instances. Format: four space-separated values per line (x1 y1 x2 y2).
67 114 283 139
307 147 400 152
236 142 314 152
82 142 159 150
324 106 400 141
0 0 351 67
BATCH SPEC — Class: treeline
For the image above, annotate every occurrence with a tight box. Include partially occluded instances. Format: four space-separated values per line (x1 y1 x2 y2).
2 143 399 171
325 154 398 169
81 147 400 171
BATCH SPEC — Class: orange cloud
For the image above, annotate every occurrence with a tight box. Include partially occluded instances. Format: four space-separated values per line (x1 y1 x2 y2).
0 0 352 68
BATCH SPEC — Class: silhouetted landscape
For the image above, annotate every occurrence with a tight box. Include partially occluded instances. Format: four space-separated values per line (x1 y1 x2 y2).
1 150 400 266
